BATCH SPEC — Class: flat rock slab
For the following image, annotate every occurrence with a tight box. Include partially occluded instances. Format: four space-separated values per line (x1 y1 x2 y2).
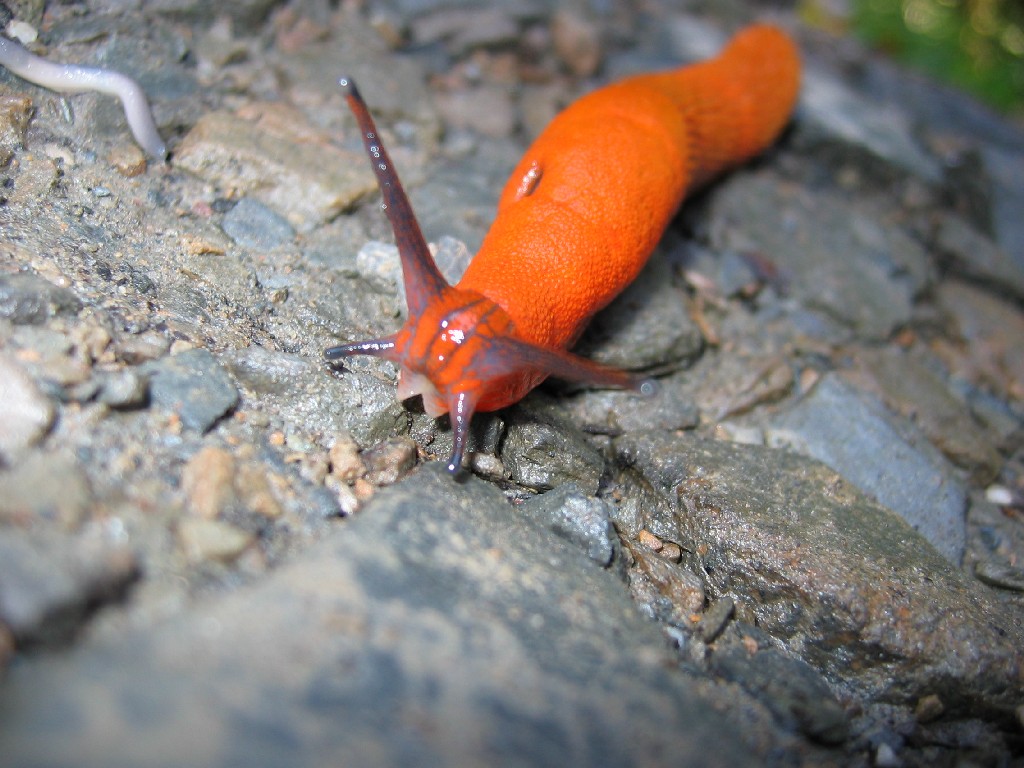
614 431 1023 716
173 107 375 233
766 373 967 563
0 466 754 767
706 173 933 340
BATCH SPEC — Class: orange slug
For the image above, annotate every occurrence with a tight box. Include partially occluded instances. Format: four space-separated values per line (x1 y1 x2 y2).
326 23 801 473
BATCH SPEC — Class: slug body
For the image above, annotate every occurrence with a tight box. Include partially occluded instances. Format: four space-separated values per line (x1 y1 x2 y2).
327 24 801 472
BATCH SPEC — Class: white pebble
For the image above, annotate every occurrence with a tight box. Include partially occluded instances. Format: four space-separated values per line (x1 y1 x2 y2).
0 353 55 462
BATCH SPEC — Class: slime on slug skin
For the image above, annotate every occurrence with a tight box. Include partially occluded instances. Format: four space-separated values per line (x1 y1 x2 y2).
326 24 801 475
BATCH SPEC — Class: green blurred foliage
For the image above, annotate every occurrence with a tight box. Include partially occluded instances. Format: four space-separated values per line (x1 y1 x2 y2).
804 0 1024 113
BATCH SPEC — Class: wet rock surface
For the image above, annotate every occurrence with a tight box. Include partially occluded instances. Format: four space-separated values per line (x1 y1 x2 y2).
1 467 757 767
0 1 1022 766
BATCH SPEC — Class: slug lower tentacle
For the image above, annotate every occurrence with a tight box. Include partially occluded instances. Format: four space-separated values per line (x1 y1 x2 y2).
327 24 801 474
0 34 167 160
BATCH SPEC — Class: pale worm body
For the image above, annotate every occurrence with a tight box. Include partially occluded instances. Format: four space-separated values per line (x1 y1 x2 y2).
0 35 167 160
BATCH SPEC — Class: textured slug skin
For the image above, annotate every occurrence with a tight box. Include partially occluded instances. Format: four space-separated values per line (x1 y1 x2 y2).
328 24 801 471
460 24 800 359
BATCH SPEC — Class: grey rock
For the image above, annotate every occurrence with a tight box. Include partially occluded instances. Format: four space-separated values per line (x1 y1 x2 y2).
707 173 934 340
561 375 699 436
711 631 849 745
934 278 1024 405
698 596 734 643
97 368 149 409
0 92 32 166
852 348 1002 485
140 0 280 33
519 483 617 566
356 236 474 311
412 6 521 52
0 352 55 463
766 373 966 563
0 273 81 325
623 538 705 627
860 52 1024 155
0 465 756 767
797 70 942 184
354 239 404 294
0 529 138 645
145 348 239 432
935 213 1024 300
979 145 1024 260
173 109 376 233
974 560 1024 592
614 431 1023 715
222 345 408 446
435 84 516 139
360 435 417 486
221 197 295 250
575 251 703 372
0 452 93 528
407 149 511 253
500 401 606 493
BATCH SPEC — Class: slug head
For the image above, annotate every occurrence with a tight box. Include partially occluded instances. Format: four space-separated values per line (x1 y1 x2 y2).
326 77 653 475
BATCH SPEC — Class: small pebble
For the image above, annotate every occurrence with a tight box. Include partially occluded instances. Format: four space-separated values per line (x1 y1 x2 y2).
0 452 92 528
0 353 55 463
659 542 682 563
0 272 82 325
434 86 516 139
180 234 227 256
0 94 33 157
468 452 508 481
293 451 329 485
362 437 418 486
117 331 171 364
520 485 618 566
97 369 148 408
221 197 295 250
875 743 901 768
107 144 148 178
328 433 365 482
182 446 237 519
352 477 375 503
638 529 664 551
914 693 945 723
984 485 1014 506
633 545 705 616
0 529 138 644
698 597 734 643
551 9 602 77
177 518 254 563
72 323 113 362
236 464 283 519
146 348 239 433
5 20 38 44
326 476 360 516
